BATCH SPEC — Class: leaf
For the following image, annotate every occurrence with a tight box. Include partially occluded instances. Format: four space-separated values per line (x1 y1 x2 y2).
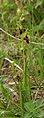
26 2 34 11
4 0 10 12
30 18 44 32
1 82 12 101
24 99 44 118
0 109 18 118
38 19 44 31
35 0 44 8
0 50 5 68
24 100 34 112
22 10 29 17
34 99 44 108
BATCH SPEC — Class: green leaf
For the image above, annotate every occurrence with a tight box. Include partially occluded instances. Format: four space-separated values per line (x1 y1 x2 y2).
0 50 5 68
38 19 44 31
35 0 44 8
24 99 44 118
34 99 44 108
26 2 34 11
24 100 34 112
0 109 18 118
1 83 11 100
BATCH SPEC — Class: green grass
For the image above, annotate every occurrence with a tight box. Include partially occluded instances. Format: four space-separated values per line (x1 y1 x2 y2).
0 0 44 118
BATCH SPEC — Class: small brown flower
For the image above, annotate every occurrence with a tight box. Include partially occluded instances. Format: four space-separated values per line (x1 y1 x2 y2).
24 35 29 44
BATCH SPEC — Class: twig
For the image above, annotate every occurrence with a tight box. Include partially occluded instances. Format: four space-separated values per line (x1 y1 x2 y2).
29 40 44 46
0 28 21 41
5 57 23 72
0 27 44 46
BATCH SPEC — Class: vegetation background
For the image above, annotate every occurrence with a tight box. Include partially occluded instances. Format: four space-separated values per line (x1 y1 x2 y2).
0 0 44 118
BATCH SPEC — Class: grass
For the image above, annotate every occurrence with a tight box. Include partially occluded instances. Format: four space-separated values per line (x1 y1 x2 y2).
0 0 44 118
